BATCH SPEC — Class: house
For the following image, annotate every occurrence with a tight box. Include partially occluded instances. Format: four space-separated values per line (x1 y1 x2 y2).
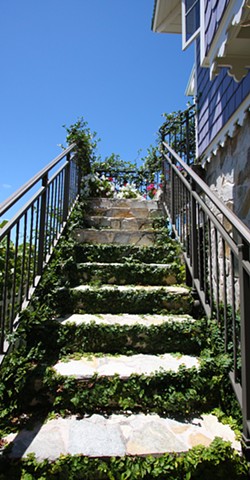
152 0 250 228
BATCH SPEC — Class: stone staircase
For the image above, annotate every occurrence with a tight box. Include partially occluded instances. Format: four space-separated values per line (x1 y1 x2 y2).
1 197 243 477
74 197 163 245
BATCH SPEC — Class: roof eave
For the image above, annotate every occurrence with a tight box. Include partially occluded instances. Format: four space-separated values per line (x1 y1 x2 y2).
152 0 182 34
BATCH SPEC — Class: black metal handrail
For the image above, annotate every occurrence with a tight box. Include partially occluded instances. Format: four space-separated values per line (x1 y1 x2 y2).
161 140 250 458
0 143 79 361
94 168 154 195
159 105 196 166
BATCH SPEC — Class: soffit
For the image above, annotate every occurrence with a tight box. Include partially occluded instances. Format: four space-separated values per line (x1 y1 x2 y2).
152 0 182 34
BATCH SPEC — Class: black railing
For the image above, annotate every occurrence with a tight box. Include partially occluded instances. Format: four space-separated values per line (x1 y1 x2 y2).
159 105 196 166
0 144 79 360
161 140 250 458
94 169 155 195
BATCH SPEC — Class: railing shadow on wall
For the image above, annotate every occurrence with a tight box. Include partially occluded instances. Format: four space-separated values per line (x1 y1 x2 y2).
0 144 79 362
161 140 250 459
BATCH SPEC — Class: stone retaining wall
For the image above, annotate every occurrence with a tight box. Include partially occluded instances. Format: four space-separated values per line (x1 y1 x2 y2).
203 112 250 229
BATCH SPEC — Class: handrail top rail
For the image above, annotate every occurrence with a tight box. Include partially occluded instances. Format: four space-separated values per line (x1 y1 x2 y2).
163 140 250 245
159 104 195 132
0 143 76 217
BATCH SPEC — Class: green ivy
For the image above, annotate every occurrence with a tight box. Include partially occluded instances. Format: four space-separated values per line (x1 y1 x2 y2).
62 117 99 176
75 261 185 287
73 243 182 264
56 317 207 356
31 352 231 418
70 285 193 315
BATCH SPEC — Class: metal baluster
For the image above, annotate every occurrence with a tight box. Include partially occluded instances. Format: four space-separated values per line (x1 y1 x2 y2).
19 212 27 311
208 219 213 314
214 228 220 322
222 238 228 350
33 197 40 285
26 205 34 300
10 223 20 322
230 250 238 381
63 154 71 222
38 173 48 275
1 232 11 352
238 239 250 459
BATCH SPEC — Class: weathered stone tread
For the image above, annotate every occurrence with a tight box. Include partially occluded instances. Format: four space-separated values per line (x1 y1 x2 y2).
53 352 199 379
58 313 194 327
5 413 240 460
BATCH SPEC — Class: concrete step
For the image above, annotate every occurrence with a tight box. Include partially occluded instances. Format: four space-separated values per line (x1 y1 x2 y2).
76 262 183 285
73 228 159 246
4 413 240 460
71 284 193 314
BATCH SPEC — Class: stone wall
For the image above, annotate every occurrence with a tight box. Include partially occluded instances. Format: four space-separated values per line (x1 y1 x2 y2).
203 111 250 230
200 112 250 310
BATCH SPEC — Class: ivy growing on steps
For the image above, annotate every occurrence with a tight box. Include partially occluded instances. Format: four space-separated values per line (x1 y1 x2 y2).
0 116 247 477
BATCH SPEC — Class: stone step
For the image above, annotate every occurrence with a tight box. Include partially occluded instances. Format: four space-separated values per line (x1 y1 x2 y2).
76 262 183 285
86 197 161 211
35 350 228 417
74 243 181 264
59 313 194 328
73 228 159 246
86 207 161 220
84 215 156 231
56 313 204 356
4 413 240 460
71 284 193 314
53 352 199 379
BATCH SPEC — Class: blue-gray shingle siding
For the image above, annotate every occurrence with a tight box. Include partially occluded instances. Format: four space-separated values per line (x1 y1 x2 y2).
196 37 250 157
204 0 230 55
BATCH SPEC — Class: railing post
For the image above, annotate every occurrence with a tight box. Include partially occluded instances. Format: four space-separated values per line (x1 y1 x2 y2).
160 132 167 206
77 161 82 196
238 240 250 459
186 110 190 165
190 180 198 280
170 163 175 235
37 173 48 276
62 153 71 222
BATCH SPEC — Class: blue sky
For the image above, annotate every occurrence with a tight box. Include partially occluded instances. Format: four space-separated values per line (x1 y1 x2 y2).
0 0 194 204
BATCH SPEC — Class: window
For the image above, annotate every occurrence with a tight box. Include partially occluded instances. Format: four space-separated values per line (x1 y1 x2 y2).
182 0 200 49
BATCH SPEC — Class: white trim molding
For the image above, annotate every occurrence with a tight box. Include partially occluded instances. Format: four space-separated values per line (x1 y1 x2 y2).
200 93 250 167
200 0 250 82
182 0 201 49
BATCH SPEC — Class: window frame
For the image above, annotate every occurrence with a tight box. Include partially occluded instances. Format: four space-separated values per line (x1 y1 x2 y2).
182 0 201 50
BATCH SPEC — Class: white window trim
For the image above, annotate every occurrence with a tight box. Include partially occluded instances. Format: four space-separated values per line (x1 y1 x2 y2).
182 0 201 50
200 0 206 65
